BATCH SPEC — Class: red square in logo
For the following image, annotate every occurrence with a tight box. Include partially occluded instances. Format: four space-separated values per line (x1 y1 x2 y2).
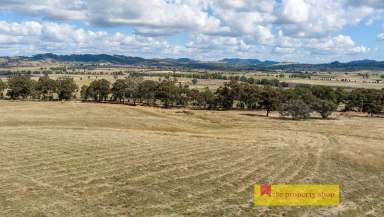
260 184 272 196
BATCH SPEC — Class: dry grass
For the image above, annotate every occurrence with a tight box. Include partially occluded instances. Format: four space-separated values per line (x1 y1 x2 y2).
285 79 384 89
0 101 383 217
3 65 384 90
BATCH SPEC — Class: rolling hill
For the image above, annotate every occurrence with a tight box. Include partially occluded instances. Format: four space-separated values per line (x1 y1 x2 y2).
2 53 384 71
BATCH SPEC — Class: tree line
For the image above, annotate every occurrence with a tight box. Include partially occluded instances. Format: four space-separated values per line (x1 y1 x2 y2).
0 76 78 101
1 76 383 120
130 72 287 87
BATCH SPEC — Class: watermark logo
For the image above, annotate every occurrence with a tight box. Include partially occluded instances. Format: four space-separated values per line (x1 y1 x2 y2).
254 184 340 206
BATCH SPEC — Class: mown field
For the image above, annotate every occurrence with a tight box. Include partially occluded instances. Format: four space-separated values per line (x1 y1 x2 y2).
0 101 383 217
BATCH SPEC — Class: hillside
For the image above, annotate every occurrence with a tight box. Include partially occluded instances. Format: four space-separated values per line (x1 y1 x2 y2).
2 53 384 71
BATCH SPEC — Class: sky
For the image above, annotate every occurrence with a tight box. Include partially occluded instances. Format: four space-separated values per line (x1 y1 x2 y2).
0 0 384 63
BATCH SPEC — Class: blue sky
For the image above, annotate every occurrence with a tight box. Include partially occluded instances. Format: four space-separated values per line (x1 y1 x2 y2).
0 0 383 63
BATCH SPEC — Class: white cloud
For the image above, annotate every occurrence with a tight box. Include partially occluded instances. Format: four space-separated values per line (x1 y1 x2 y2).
184 34 263 60
0 0 380 39
87 0 224 36
273 46 295 54
280 0 310 23
0 0 87 20
0 21 42 36
270 32 370 60
276 0 375 38
350 0 384 9
334 35 355 47
187 34 249 51
204 0 278 41
378 33 384 40
0 0 381 61
349 46 370 54
305 35 369 55
0 20 178 57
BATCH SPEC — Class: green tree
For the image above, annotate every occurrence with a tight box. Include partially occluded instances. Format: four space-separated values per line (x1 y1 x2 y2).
313 99 337 119
111 78 142 103
188 88 200 106
344 89 383 114
0 79 6 99
364 102 383 117
215 80 241 110
215 85 234 109
36 76 57 100
88 79 111 102
334 87 348 104
191 78 198 85
239 83 260 110
361 89 384 116
311 85 337 103
259 86 280 117
345 89 365 112
196 88 216 109
279 99 312 120
80 85 90 101
30 79 39 99
124 77 142 104
175 82 190 106
137 80 158 105
157 78 178 108
56 78 78 101
7 76 34 99
292 85 317 106
111 79 128 102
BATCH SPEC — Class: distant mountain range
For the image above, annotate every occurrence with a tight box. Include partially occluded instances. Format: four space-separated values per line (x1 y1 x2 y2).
273 59 384 71
219 58 279 66
2 53 384 71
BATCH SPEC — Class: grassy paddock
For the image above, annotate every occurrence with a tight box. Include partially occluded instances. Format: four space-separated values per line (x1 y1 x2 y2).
2 66 384 90
0 101 383 217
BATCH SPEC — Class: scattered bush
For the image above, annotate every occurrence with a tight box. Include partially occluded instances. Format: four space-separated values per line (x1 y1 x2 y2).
7 76 34 99
0 79 6 98
313 99 337 119
56 78 78 101
279 99 312 120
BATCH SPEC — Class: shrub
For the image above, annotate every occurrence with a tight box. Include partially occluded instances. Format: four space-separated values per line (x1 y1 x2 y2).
7 76 34 99
56 78 78 101
0 79 6 98
313 99 337 119
191 78 198 85
279 99 311 120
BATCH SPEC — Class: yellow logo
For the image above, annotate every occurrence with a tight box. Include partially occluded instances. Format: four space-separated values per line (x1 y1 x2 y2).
254 184 340 206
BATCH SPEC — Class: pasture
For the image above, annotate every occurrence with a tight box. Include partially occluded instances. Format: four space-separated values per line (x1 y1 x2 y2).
0 101 383 216
2 65 384 91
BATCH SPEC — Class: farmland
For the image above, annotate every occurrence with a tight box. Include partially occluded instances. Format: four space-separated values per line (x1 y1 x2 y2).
0 101 383 217
2 64 384 91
